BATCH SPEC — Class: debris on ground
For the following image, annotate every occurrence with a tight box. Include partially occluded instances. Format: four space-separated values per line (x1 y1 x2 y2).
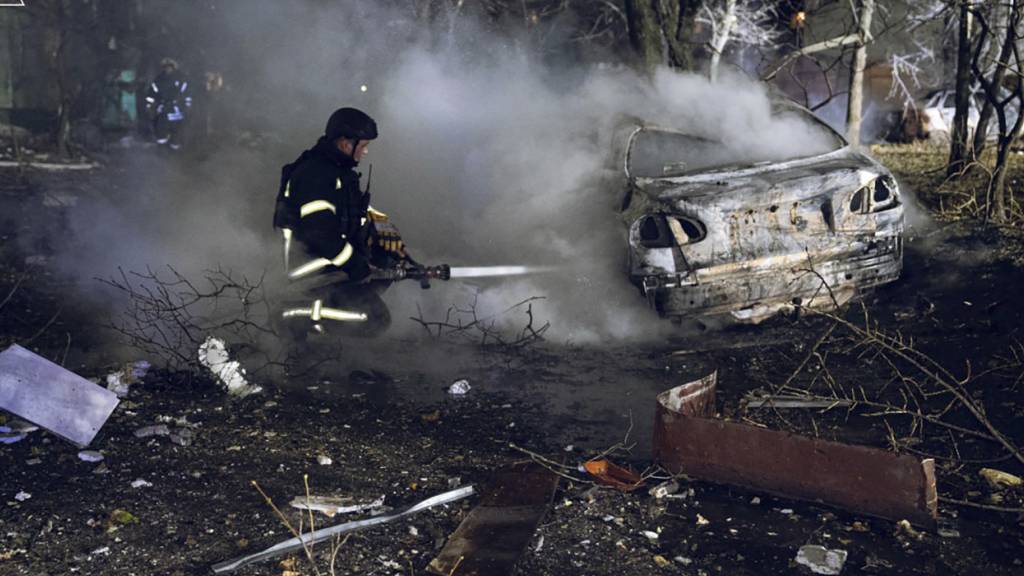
583 459 643 492
654 372 938 526
13 491 30 502
448 379 471 395
979 468 1022 489
77 450 104 463
288 494 386 517
0 344 119 447
428 463 558 576
197 336 261 397
104 360 151 398
170 429 193 446
213 486 475 574
0 426 26 444
316 454 332 466
648 480 679 499
133 424 170 438
130 479 153 489
795 544 848 575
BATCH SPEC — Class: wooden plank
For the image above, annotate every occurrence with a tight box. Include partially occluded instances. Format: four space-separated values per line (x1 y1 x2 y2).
428 462 558 576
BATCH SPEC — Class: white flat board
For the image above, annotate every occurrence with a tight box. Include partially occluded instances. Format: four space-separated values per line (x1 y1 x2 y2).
0 344 119 447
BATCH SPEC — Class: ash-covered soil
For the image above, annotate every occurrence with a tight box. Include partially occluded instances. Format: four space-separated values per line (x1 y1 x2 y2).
2 151 1024 576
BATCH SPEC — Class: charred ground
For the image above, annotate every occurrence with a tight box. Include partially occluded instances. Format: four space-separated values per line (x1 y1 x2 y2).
1 145 1024 576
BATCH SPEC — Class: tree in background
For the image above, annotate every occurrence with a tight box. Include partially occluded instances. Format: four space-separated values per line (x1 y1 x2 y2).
623 0 703 71
699 0 781 81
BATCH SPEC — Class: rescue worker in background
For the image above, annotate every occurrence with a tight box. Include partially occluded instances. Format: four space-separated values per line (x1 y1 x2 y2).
144 58 192 150
273 107 409 337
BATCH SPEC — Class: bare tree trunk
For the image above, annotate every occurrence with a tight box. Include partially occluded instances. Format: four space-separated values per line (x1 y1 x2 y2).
708 0 737 82
988 2 1024 224
973 0 1011 158
624 0 702 72
845 0 875 148
624 0 665 71
949 0 975 176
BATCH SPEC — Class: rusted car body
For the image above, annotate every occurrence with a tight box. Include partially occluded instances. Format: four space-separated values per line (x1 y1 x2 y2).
620 102 904 324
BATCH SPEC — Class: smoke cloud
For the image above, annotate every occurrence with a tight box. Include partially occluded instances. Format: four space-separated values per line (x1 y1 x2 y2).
52 0 839 345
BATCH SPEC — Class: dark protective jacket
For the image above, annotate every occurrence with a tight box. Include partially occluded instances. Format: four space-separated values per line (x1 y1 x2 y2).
274 137 373 282
144 70 193 121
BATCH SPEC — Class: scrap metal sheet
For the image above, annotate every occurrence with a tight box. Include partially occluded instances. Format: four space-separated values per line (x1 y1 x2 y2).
428 462 559 576
0 344 119 447
654 372 938 526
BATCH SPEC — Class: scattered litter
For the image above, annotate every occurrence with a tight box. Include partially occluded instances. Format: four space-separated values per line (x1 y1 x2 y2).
428 463 557 576
213 486 474 574
895 519 924 540
980 468 1022 489
745 394 851 409
408 525 419 537
937 519 960 539
447 379 471 395
170 428 194 446
447 477 461 489
0 426 26 444
14 491 31 502
534 535 545 553
780 508 794 515
131 479 153 489
583 459 643 492
25 458 41 466
564 444 574 452
696 513 710 526
0 344 120 447
77 450 104 463
750 497 761 505
109 509 139 525
641 530 659 541
134 424 170 438
675 556 693 566
198 336 262 397
795 545 847 575
653 555 671 567
649 480 679 499
92 463 110 475
104 361 151 398
288 495 386 517
316 454 332 466
90 546 111 556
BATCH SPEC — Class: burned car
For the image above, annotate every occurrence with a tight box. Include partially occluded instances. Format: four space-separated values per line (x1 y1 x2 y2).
620 101 903 324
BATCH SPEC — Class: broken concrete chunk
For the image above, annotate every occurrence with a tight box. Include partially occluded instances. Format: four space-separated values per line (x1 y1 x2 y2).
448 379 471 395
77 450 104 463
198 337 261 397
134 424 170 438
0 344 120 447
795 545 847 575
169 428 194 446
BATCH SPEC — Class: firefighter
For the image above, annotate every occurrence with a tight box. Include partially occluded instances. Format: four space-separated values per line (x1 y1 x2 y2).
144 57 192 149
273 107 408 337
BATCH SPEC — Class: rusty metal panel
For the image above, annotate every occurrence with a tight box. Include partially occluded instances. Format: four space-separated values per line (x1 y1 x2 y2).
428 462 558 576
654 373 938 527
0 344 119 447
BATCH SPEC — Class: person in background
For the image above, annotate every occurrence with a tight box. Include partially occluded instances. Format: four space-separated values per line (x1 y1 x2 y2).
144 57 192 150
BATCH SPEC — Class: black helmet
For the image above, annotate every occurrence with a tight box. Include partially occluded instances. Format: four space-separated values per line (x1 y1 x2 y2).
325 107 378 141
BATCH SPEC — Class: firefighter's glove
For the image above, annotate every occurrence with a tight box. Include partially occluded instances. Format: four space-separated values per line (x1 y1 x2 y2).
373 220 406 257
